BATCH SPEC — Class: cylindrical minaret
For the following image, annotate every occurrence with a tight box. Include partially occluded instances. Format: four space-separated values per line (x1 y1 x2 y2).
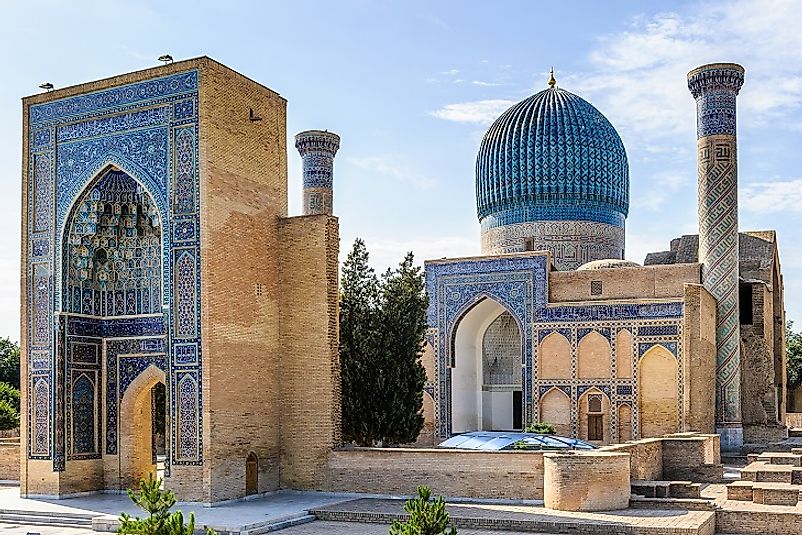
687 62 745 449
295 130 340 215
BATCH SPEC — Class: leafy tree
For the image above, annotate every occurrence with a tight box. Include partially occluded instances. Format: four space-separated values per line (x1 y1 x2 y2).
525 422 556 435
389 486 457 535
340 241 428 446
374 252 427 445
787 321 802 391
0 382 20 413
0 400 18 430
118 473 215 534
340 238 381 446
0 339 19 389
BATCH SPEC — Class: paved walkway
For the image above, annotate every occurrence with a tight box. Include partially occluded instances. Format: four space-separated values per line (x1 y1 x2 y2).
277 520 558 534
0 487 355 532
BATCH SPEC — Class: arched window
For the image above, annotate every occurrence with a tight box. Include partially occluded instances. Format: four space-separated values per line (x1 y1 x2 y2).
481 312 522 387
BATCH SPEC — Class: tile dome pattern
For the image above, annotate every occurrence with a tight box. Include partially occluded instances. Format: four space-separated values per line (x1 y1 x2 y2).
476 86 629 230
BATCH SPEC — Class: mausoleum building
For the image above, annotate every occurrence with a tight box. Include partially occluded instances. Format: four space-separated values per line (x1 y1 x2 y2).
421 64 786 450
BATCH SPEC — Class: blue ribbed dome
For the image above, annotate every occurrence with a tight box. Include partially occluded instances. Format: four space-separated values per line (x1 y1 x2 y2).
476 86 629 230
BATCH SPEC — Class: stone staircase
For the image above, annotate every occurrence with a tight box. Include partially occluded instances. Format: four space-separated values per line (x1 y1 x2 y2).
0 508 95 528
726 451 802 506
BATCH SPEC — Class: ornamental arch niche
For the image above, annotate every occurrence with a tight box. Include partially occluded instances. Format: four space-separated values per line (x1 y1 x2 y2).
577 331 611 379
450 297 523 433
538 332 571 380
62 167 163 317
638 345 679 438
538 387 571 437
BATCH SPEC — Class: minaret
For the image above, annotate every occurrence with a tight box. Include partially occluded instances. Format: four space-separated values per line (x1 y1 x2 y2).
687 63 745 449
295 130 341 215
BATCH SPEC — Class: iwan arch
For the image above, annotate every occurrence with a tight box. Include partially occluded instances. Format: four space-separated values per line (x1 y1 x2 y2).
21 58 341 501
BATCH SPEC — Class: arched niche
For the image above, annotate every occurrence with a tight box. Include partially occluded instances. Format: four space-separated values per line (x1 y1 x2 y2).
578 388 611 444
451 298 523 433
618 403 633 442
638 346 679 438
577 331 611 379
538 332 571 379
615 329 634 379
539 387 571 437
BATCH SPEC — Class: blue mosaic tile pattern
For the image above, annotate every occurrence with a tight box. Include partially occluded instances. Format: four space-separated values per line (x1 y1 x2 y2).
688 64 744 138
475 87 629 227
426 252 686 439
25 69 204 468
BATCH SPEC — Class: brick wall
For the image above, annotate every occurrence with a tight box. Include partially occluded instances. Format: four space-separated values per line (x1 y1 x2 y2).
278 215 340 490
198 58 289 502
549 264 701 302
0 441 19 481
544 452 630 511
329 448 544 499
602 438 663 480
683 284 717 434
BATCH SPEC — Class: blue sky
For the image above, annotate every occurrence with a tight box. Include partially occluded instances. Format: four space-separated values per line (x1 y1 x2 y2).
2 0 802 339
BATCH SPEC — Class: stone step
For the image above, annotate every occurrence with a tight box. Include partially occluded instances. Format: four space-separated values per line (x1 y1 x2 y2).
310 499 715 535
0 509 95 528
756 452 802 466
741 461 794 483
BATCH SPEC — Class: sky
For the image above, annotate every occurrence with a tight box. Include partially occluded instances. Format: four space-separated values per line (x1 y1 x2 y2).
2 0 802 339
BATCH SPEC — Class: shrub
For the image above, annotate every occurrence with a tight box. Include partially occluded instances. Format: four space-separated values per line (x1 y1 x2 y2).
525 422 556 435
118 473 216 535
389 486 457 535
0 382 20 413
0 400 19 431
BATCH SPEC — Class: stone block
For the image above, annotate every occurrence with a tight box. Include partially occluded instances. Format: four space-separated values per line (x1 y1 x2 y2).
727 481 753 501
544 452 630 512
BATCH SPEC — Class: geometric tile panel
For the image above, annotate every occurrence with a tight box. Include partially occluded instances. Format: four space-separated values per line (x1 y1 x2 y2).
25 69 204 467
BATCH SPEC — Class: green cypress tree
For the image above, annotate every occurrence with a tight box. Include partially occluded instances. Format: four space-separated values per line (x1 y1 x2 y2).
340 238 381 446
376 252 428 445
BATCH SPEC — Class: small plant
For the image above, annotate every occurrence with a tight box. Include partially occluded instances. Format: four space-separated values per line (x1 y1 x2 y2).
118 473 216 534
389 486 457 535
525 422 556 435
0 400 19 431
511 439 534 450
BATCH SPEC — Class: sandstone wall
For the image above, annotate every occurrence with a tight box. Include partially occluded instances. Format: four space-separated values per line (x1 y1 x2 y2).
0 441 19 481
278 215 340 490
329 448 544 499
549 264 701 302
602 438 663 480
197 58 288 502
683 284 717 434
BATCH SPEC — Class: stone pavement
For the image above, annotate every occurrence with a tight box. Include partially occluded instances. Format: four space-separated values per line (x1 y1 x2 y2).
0 527 92 534
0 487 355 532
276 520 560 534
310 498 716 535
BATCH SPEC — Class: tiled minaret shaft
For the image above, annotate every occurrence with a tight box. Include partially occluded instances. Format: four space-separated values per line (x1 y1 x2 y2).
295 130 340 215
687 63 745 448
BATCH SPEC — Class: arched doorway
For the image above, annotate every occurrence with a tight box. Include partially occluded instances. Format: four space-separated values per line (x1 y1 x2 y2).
451 298 523 433
246 452 258 496
61 167 167 491
539 388 571 436
119 365 167 490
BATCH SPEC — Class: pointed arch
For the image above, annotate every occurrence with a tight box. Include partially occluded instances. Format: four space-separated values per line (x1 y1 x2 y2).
577 331 611 379
578 387 611 443
538 332 571 379
638 345 679 438
539 387 571 437
118 365 166 491
618 403 633 442
615 329 634 379
71 374 96 455
246 451 258 496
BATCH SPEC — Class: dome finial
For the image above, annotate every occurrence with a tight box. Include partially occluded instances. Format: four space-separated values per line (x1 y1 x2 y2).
548 67 557 88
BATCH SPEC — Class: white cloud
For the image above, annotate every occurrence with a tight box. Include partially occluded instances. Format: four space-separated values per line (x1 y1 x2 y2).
429 99 514 125
347 156 435 190
569 1 802 143
742 179 802 213
349 236 479 273
471 80 505 87
441 69 459 75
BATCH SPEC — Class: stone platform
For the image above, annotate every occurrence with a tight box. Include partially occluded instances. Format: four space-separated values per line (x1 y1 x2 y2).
310 498 716 535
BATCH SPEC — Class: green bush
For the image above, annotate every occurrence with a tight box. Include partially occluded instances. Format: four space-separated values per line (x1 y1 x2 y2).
0 382 20 413
118 473 216 535
0 400 19 431
525 422 556 435
389 486 457 535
